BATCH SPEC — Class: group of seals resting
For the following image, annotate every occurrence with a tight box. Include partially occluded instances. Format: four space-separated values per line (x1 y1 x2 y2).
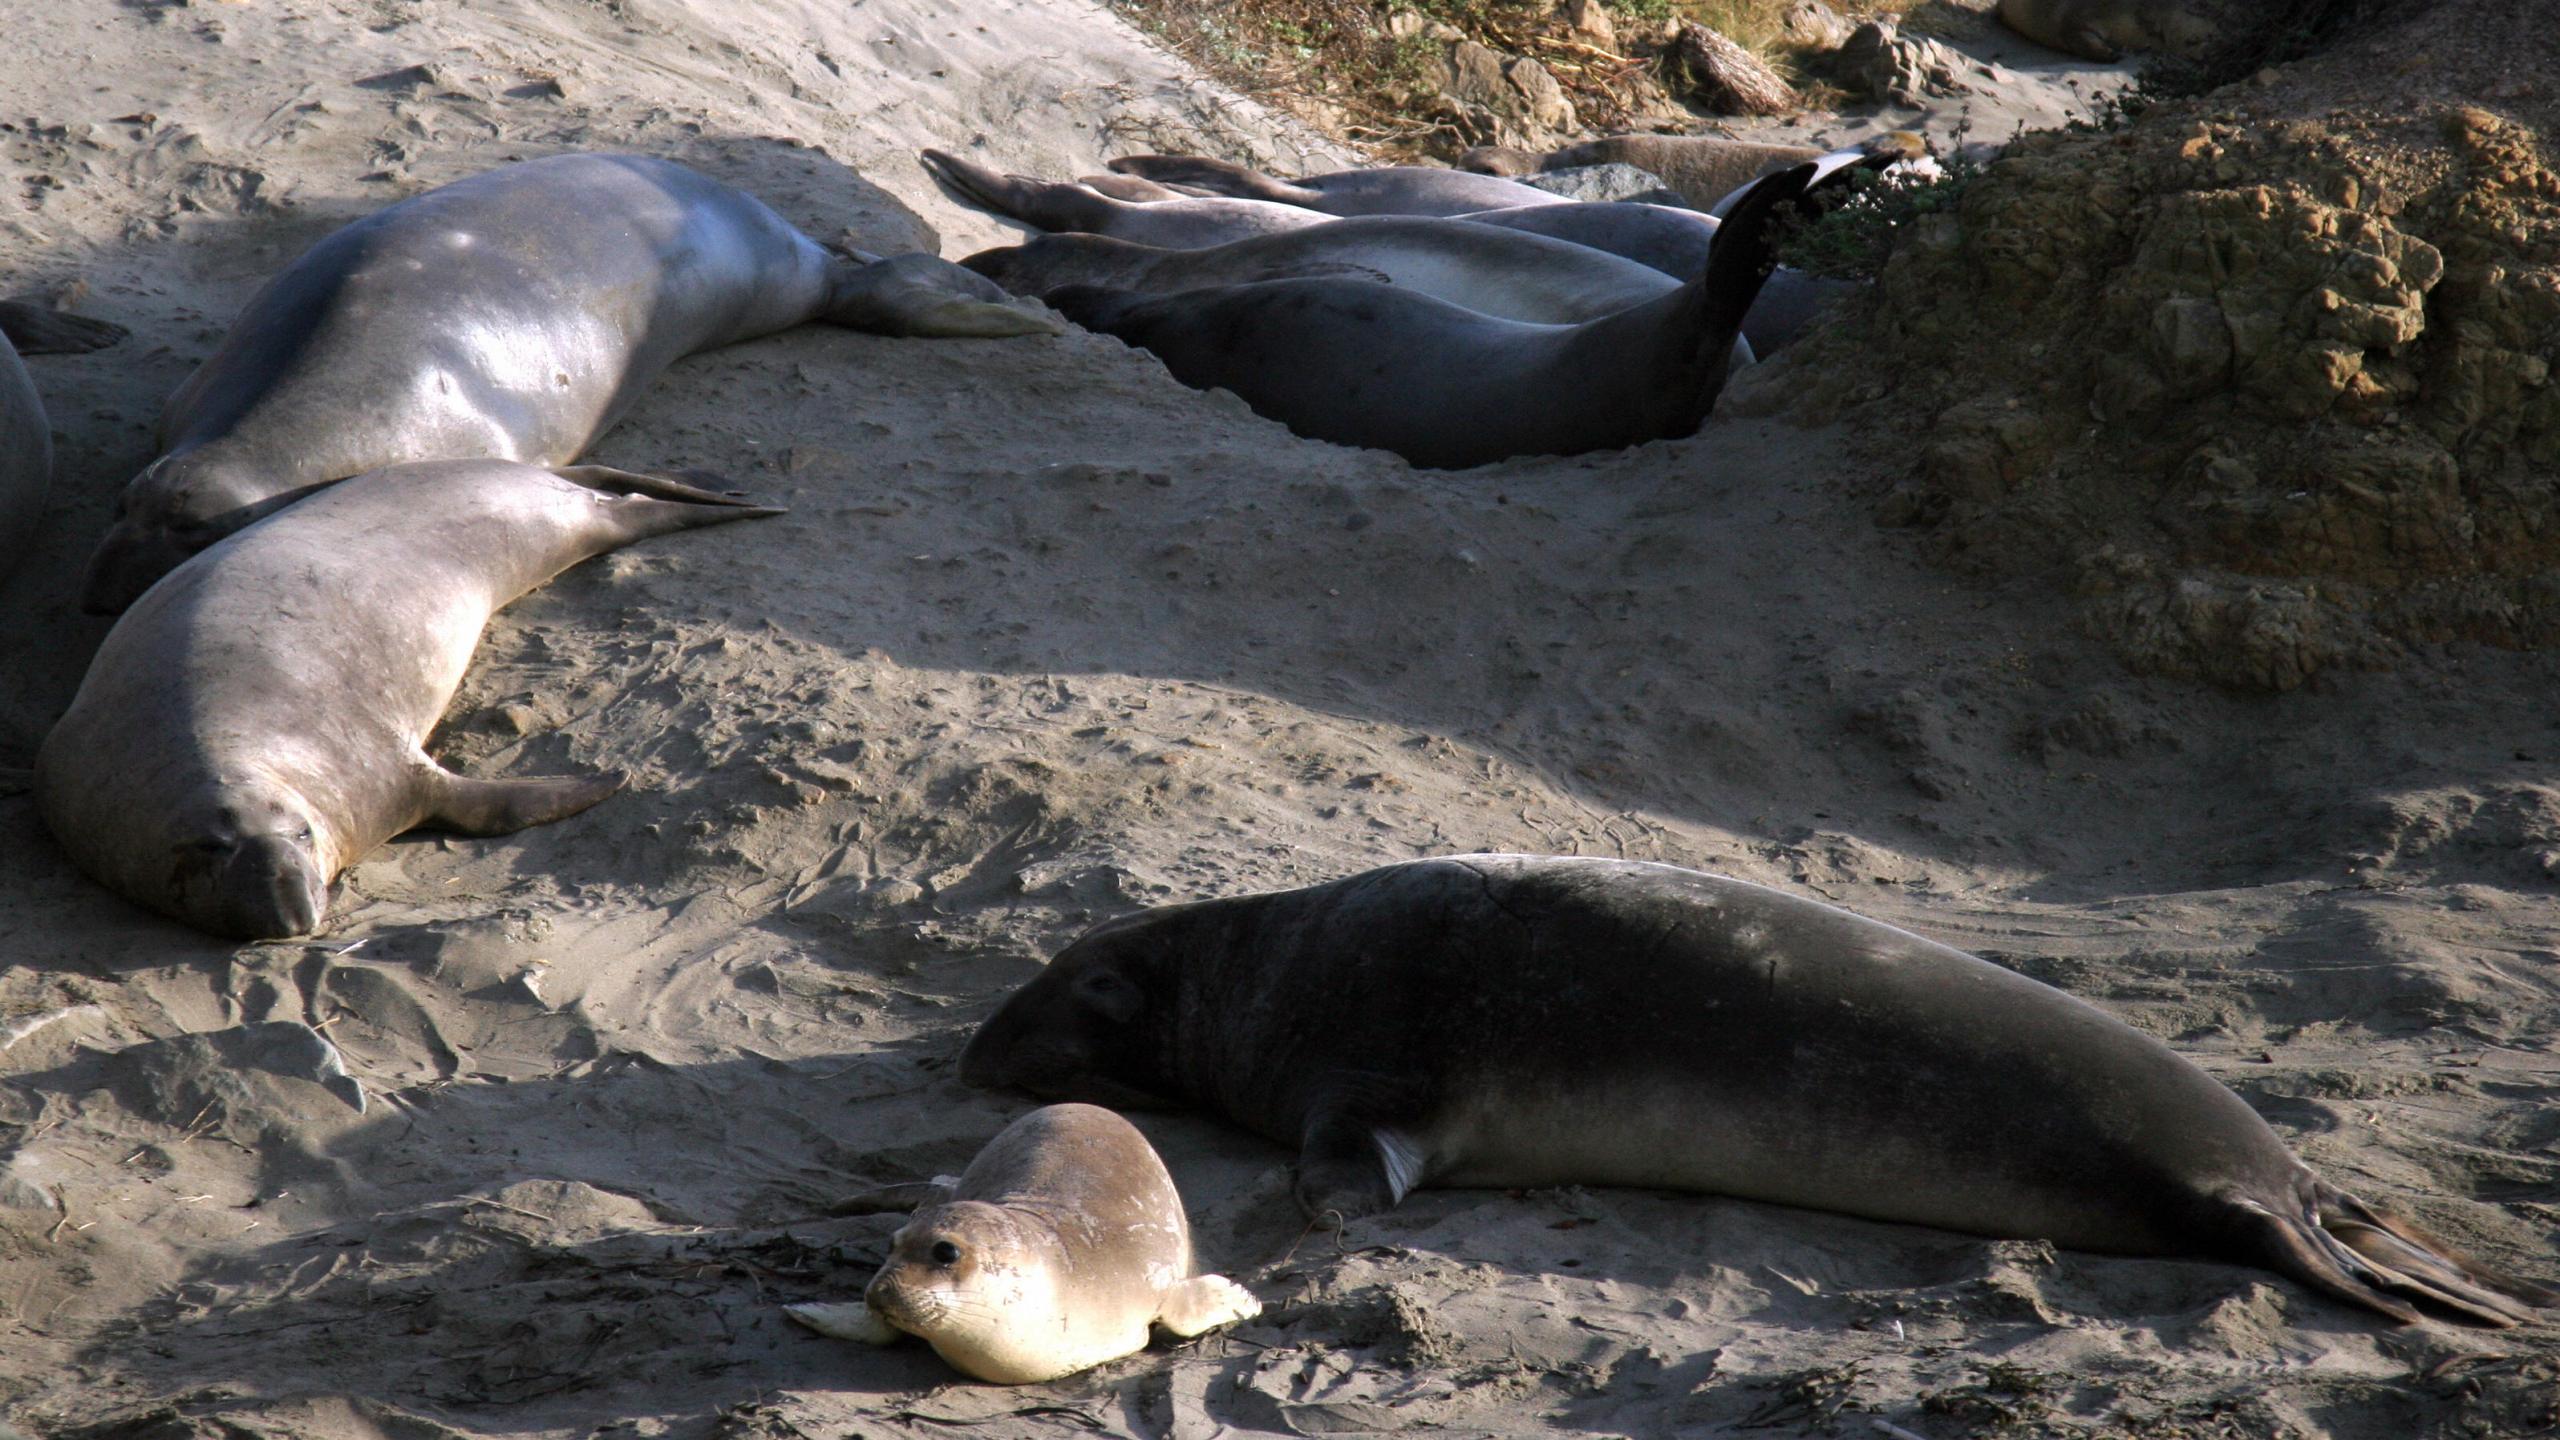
1034 163 1812 469
37 461 776 939
80 152 1055 615
788 1103 1260 1383
960 854 2556 1328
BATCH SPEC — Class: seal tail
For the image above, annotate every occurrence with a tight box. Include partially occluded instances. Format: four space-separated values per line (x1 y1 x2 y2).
919 149 1113 233
1105 154 1311 206
2235 1182 2555 1327
1686 161 1815 366
549 465 785 543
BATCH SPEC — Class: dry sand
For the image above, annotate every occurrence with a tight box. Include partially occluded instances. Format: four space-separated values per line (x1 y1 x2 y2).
1 2 2554 1438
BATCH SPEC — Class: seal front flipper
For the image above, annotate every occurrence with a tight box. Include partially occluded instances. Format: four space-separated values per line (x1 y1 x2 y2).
1153 1274 1261 1338
785 1302 903 1345
417 767 624 837
0 299 127 354
1293 1109 1431 1225
830 1177 962 1215
824 253 1064 339
1106 154 1308 206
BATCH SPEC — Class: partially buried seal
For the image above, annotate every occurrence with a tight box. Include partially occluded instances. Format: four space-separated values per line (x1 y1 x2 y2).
1036 163 1813 469
787 1103 1260 1383
1106 153 1562 218
81 152 1052 613
1 299 127 581
38 459 777 940
961 854 2557 1328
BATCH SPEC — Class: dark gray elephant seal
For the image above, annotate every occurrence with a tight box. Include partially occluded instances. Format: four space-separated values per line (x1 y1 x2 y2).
38 459 775 940
80 153 1051 614
1105 154 1563 218
921 150 1329 249
1 300 128 581
786 1103 1260 1383
963 218 1695 326
1036 165 1810 469
962 855 2557 1328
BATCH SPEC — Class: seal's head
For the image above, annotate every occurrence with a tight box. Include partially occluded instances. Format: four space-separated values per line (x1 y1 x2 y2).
864 1201 1073 1383
958 908 1198 1107
82 451 308 614
164 791 332 940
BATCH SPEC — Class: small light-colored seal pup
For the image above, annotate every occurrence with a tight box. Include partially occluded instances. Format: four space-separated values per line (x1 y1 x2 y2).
37 459 776 940
80 153 1052 614
1997 0 2220 60
920 149 1331 249
961 855 2559 1328
1105 153 1565 218
1 300 128 580
786 1103 1260 1383
1037 164 1813 469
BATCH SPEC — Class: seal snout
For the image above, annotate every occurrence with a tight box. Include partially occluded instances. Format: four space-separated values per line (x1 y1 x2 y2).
207 831 329 940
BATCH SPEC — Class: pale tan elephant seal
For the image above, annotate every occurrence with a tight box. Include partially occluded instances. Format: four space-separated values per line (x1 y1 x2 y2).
1997 0 2221 60
787 1104 1259 1383
37 459 777 940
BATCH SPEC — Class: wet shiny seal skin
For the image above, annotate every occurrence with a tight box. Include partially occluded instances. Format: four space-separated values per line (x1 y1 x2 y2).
962 854 2559 1328
1 300 127 581
1105 154 1567 218
785 1103 1259 1383
81 152 1051 614
37 460 777 940
1033 164 1813 470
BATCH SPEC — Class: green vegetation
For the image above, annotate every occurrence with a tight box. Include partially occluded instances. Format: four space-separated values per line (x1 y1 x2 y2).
1773 154 1983 280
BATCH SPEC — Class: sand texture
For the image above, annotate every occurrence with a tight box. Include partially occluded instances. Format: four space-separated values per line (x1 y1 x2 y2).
0 2 2553 1438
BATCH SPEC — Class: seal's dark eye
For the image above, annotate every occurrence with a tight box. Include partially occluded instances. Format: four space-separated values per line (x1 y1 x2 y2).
930 1240 962 1265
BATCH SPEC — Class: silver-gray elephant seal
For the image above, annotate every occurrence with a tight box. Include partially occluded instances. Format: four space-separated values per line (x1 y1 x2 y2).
81 152 1051 614
960 854 2556 1328
787 1103 1259 1383
1 300 127 581
38 459 777 940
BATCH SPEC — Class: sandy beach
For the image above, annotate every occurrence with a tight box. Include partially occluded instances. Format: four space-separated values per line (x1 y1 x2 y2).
2 1 2553 1437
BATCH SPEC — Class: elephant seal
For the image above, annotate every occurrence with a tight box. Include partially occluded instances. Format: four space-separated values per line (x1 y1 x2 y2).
963 218 1690 326
1704 137 1935 220
1038 165 1810 468
1540 134 1827 209
1997 0 2220 60
37 459 776 940
1455 145 1541 177
1 300 128 581
961 855 2558 1328
921 150 1329 249
1105 154 1564 218
786 1103 1260 1383
80 153 1051 614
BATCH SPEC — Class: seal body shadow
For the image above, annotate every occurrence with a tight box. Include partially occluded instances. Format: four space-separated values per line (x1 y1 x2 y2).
82 153 1037 613
38 459 777 940
1 300 126 580
961 855 2557 1328
1038 163 1815 469
787 1103 1257 1383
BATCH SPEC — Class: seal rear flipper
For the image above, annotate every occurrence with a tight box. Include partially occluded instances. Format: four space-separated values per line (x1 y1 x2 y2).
2319 1187 2558 1324
785 1301 904 1346
2235 1190 2548 1327
0 299 127 354
419 768 624 838
920 150 1116 234
830 1178 961 1215
1153 1274 1262 1338
825 254 1064 338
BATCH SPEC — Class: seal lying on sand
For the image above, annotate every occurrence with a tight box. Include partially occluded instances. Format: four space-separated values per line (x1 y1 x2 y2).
1105 154 1563 217
787 1104 1260 1383
922 150 1329 249
38 460 776 940
964 218 1694 326
1997 0 2220 60
1 300 128 580
1038 164 1811 468
80 153 1050 614
961 855 2558 1328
